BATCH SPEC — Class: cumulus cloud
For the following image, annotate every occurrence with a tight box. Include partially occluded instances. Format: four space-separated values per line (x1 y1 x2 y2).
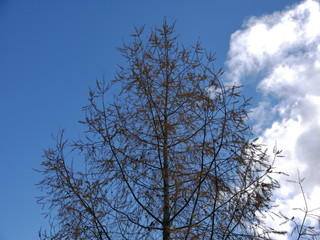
226 0 320 238
226 0 320 84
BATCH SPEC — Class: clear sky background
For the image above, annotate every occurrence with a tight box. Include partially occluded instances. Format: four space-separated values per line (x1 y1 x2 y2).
1 0 319 239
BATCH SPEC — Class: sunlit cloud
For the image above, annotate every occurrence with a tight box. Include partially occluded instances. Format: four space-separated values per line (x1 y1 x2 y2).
226 0 320 238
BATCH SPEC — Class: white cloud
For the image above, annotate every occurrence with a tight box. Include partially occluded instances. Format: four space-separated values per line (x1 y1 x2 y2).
226 0 320 238
226 0 320 85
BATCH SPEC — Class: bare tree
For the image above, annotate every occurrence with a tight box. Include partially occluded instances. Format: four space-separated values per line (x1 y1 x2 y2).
276 172 320 240
37 20 283 240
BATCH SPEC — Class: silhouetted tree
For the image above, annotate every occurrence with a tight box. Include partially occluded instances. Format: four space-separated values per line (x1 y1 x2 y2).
37 20 284 240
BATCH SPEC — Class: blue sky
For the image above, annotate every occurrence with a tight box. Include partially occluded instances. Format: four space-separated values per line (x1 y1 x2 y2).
1 0 319 239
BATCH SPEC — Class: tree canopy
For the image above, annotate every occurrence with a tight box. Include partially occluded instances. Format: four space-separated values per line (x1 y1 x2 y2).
37 20 285 240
